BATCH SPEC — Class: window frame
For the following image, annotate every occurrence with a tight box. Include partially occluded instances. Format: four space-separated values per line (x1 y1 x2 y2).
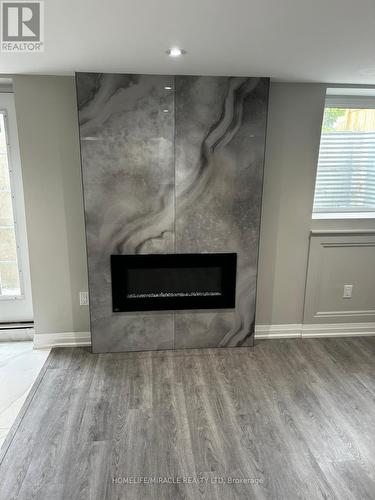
0 108 25 300
312 93 375 220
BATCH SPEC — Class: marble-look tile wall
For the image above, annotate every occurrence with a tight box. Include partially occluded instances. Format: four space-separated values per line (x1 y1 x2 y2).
76 73 269 353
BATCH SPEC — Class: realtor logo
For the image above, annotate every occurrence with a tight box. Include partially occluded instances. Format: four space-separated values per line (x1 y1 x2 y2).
1 1 44 52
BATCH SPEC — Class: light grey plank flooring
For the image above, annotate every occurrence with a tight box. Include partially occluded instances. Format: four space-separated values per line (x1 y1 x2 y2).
0 338 374 500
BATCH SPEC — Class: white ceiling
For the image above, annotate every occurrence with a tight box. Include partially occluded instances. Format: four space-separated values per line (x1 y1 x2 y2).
1 0 375 83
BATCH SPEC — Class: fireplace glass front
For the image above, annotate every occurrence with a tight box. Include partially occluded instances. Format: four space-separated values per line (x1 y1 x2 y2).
111 253 237 312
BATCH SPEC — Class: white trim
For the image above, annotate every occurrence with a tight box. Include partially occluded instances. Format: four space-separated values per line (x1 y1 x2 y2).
312 212 375 220
32 323 375 349
255 322 375 339
310 229 375 236
33 331 91 349
301 322 375 338
255 324 302 339
326 87 375 98
315 309 375 319
0 94 33 322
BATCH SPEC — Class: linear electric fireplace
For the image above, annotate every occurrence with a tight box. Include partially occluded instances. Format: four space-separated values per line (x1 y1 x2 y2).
111 253 237 312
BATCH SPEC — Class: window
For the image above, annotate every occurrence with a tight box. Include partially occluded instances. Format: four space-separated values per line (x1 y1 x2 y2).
0 91 33 323
312 89 375 218
0 111 22 297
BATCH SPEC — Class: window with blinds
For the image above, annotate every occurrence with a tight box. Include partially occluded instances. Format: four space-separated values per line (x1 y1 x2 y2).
312 92 375 216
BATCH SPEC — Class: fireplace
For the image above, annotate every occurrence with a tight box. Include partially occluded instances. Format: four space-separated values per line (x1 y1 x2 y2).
111 253 237 312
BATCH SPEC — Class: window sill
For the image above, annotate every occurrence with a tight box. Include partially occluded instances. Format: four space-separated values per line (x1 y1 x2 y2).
312 212 375 220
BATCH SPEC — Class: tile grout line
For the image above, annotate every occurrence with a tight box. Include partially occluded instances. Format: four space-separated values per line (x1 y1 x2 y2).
173 75 176 350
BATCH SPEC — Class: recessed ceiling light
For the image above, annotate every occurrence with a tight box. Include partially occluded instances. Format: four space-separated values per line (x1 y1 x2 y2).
166 47 186 57
164 85 172 90
163 109 169 113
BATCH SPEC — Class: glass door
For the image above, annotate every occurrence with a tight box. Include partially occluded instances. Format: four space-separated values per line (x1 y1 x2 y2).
0 92 33 323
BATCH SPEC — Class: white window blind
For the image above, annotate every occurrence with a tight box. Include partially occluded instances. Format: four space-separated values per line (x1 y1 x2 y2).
313 91 375 215
313 131 375 213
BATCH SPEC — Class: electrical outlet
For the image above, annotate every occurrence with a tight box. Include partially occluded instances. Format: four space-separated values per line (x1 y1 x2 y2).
79 291 89 306
343 284 353 299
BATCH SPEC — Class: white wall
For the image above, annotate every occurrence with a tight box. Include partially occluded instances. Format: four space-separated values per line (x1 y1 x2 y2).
13 76 90 335
12 76 375 340
256 82 327 325
304 231 375 324
256 82 375 330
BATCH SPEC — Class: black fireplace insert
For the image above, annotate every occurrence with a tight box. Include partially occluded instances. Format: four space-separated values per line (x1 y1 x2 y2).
111 253 237 312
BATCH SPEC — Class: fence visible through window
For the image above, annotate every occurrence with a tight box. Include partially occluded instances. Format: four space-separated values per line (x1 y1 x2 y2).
313 105 375 215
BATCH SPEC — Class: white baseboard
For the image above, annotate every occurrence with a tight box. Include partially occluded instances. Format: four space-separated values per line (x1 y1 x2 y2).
255 324 302 339
32 323 375 350
301 322 375 338
33 331 91 349
255 322 375 339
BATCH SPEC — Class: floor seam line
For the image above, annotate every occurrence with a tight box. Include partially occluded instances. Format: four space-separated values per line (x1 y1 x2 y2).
0 364 50 466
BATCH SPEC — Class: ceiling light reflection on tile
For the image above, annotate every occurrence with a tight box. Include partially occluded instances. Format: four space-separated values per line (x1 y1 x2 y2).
166 47 186 57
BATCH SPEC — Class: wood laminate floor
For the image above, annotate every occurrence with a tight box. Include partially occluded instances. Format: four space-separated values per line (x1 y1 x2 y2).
0 338 374 500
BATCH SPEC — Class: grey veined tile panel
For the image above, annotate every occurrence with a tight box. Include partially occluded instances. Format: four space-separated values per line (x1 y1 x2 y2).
76 73 175 353
76 72 269 353
76 73 175 253
174 76 269 348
